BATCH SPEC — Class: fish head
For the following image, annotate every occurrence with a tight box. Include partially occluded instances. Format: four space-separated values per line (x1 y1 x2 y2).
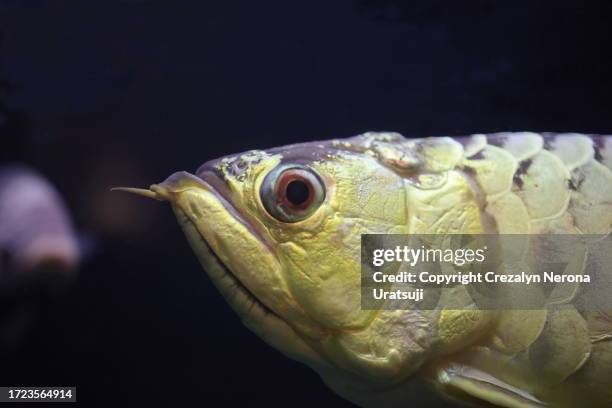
117 132 489 390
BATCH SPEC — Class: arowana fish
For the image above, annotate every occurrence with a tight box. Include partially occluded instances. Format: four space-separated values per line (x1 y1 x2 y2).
117 132 612 408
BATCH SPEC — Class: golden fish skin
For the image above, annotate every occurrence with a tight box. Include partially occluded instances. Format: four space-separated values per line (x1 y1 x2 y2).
127 132 612 408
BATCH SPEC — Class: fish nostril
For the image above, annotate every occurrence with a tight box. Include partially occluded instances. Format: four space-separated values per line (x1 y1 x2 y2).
228 160 249 180
234 160 248 170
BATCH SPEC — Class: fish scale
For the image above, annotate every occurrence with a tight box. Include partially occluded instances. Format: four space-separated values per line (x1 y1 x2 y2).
326 131 611 407
461 133 612 235
427 132 612 408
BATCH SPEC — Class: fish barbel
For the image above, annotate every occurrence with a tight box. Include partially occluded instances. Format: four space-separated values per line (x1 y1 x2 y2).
117 132 612 408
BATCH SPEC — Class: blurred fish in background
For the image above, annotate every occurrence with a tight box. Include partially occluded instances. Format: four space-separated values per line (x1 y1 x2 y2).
0 165 80 349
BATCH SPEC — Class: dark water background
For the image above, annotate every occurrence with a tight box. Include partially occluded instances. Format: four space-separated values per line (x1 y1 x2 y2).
1 1 612 407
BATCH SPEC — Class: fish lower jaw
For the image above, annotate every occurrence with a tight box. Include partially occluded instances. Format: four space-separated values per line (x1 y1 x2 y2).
173 206 329 368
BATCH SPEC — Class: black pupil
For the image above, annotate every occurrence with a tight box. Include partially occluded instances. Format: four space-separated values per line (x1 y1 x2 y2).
285 180 310 206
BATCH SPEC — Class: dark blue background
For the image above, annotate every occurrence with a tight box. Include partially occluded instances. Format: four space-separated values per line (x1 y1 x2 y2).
1 1 611 407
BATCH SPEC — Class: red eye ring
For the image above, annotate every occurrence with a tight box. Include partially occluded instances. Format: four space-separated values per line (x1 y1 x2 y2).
276 171 315 210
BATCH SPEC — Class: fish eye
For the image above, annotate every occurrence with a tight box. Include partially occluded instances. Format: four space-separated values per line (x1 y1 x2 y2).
260 164 325 223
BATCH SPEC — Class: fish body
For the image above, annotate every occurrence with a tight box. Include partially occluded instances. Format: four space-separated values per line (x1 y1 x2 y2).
128 132 612 408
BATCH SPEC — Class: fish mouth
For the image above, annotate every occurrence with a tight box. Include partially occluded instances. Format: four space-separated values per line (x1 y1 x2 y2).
174 202 281 322
152 171 284 323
